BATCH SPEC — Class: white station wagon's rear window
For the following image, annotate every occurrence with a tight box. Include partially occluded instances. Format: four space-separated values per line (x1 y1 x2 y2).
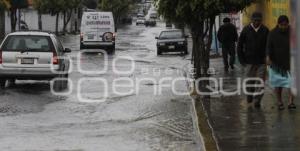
2 35 52 52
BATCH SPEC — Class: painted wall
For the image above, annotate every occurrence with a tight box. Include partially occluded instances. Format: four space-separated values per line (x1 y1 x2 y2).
243 0 291 29
4 8 78 34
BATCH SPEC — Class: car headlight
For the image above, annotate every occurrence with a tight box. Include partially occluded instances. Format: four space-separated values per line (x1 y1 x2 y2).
159 43 165 46
178 42 184 45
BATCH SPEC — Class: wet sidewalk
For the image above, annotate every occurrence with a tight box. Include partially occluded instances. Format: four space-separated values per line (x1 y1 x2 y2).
199 58 300 151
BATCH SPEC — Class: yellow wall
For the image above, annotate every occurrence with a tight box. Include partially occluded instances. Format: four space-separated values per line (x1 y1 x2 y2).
243 0 291 29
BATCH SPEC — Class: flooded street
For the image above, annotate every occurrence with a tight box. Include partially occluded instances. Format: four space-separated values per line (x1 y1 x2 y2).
0 21 200 151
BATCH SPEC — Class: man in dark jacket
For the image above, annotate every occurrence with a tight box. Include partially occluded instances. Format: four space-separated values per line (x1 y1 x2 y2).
218 17 238 72
237 12 269 107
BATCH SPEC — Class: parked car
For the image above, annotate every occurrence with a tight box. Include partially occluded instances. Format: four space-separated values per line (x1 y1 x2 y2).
136 18 146 25
80 11 116 54
145 19 156 27
0 31 71 91
156 29 188 55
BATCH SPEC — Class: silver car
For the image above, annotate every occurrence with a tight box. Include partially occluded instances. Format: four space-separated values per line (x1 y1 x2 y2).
0 31 71 90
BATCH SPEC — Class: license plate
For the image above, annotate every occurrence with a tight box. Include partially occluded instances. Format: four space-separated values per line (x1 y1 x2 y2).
21 58 34 64
168 46 175 49
87 35 94 39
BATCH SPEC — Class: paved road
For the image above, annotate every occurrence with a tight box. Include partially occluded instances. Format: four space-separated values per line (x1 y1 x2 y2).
0 21 200 151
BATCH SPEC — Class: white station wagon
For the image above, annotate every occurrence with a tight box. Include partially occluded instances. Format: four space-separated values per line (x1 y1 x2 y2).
0 31 71 91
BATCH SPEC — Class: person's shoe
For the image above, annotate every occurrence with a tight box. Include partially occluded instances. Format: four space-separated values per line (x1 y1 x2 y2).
278 104 285 110
247 96 253 103
288 103 296 110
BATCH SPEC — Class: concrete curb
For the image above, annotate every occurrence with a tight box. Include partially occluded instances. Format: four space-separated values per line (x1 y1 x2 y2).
182 64 219 151
189 96 207 151
191 96 219 151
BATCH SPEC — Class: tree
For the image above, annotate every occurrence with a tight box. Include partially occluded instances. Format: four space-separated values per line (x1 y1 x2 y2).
0 1 6 40
1 0 28 32
33 0 83 34
31 0 60 33
98 0 136 25
154 0 256 92
62 0 82 34
32 0 44 30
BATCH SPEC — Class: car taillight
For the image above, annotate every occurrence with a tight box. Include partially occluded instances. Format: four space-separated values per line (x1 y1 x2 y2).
53 51 58 65
80 33 84 41
0 50 2 64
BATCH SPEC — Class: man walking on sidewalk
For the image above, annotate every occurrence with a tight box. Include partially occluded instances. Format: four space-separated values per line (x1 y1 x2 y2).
237 12 269 107
217 17 238 72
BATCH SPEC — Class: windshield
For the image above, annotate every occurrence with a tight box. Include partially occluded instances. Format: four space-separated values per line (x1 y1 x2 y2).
2 35 52 52
159 31 183 39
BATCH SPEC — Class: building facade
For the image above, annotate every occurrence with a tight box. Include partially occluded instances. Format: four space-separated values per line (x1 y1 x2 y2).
243 0 290 29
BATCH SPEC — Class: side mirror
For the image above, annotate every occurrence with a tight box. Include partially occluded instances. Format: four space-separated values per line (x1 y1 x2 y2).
64 48 71 53
155 37 159 39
